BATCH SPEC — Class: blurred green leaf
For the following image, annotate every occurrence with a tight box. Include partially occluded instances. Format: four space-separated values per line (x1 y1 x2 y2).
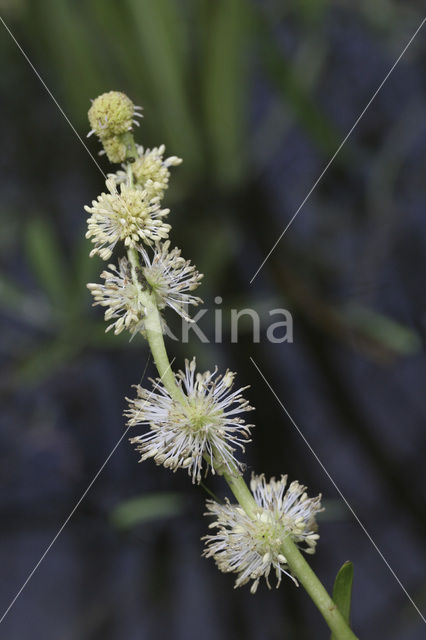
331 561 354 640
345 304 421 356
25 218 68 307
253 7 340 156
126 0 201 169
71 238 99 311
0 274 30 312
110 493 185 530
202 0 249 186
312 499 348 522
0 274 52 328
33 0 105 115
296 0 327 24
13 337 80 384
194 217 236 281
87 0 148 91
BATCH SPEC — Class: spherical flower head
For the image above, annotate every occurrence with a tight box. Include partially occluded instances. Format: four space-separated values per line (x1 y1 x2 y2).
126 358 254 483
132 144 182 199
139 241 203 321
88 91 142 139
203 474 323 593
110 144 182 200
87 258 147 336
85 178 171 260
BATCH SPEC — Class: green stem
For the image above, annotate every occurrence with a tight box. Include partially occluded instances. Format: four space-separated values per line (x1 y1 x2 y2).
222 471 258 518
144 304 184 403
127 247 184 403
281 536 358 640
121 131 138 162
133 284 358 639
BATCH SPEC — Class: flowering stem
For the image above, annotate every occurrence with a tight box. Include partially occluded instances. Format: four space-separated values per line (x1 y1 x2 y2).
143 299 182 402
137 297 357 639
86 94 356 640
222 470 258 518
225 472 358 639
281 535 358 639
127 247 185 404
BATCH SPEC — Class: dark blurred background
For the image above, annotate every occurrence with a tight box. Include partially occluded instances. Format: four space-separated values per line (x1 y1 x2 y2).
0 1 425 638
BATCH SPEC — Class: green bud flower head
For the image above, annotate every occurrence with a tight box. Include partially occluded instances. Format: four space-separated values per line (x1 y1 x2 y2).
110 144 182 199
101 136 127 164
87 90 142 140
131 145 182 199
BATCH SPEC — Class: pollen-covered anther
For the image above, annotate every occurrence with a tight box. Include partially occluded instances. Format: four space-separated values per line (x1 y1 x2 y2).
203 473 323 593
125 358 254 483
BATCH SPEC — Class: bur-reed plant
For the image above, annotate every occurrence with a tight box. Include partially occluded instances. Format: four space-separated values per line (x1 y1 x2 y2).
85 90 358 640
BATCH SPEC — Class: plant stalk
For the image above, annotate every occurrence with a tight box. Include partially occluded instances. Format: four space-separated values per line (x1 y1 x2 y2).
127 247 184 403
281 535 358 640
126 168 358 639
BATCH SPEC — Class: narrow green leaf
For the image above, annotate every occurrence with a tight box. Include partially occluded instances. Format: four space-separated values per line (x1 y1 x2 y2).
331 561 354 640
87 0 151 90
70 238 99 309
25 218 68 306
110 493 185 530
0 274 52 328
296 0 327 24
0 275 30 313
35 0 105 116
13 338 79 384
252 7 341 157
202 0 249 186
345 303 421 355
126 0 201 168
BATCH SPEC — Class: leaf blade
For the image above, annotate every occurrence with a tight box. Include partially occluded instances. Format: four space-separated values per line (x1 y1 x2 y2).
331 561 354 640
25 218 68 307
110 493 185 530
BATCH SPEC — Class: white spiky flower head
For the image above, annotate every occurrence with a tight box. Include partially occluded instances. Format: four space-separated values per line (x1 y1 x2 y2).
126 358 254 483
139 241 203 322
85 178 171 260
87 90 142 140
203 474 323 594
87 258 147 336
111 144 182 200
86 243 202 335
